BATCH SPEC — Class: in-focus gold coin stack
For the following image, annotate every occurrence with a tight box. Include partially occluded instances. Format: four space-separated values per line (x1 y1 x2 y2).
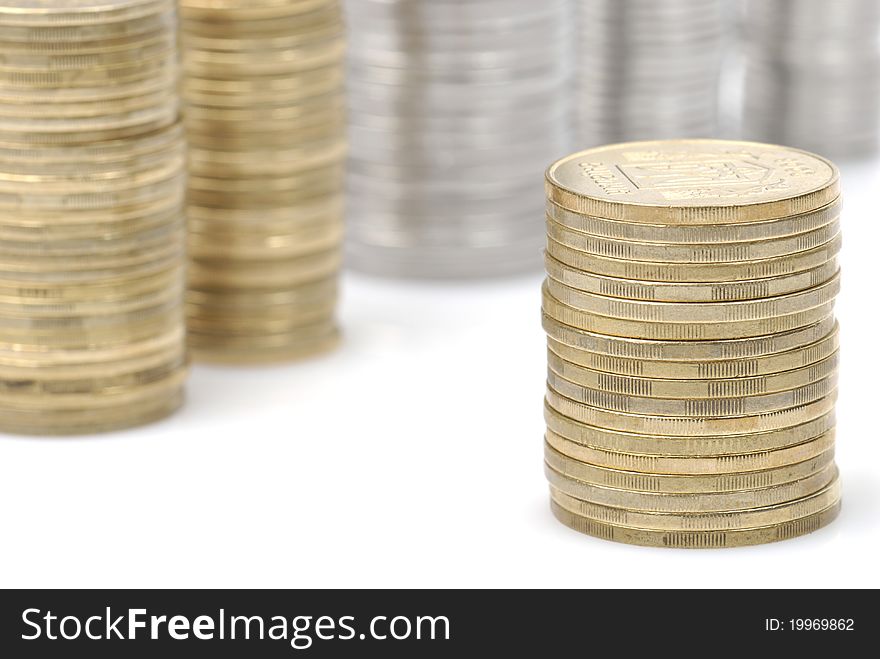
542 140 842 548
0 0 187 435
180 0 346 363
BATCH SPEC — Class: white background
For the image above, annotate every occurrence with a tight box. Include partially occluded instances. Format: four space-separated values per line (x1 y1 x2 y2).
0 158 877 589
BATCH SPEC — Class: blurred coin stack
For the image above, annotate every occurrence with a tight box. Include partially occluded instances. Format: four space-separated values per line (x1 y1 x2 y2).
742 0 880 158
576 0 724 146
542 140 842 548
0 0 187 435
180 0 345 362
344 0 572 278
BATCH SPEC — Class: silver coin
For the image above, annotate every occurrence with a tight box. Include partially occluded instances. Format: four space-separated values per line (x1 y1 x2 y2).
742 0 880 157
344 0 572 279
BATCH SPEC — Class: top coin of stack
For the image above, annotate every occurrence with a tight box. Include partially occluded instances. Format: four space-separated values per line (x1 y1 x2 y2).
180 0 346 363
0 0 187 435
541 140 842 548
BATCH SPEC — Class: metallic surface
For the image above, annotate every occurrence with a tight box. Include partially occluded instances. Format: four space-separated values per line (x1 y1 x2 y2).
179 0 345 363
344 0 572 278
541 139 842 547
0 0 186 435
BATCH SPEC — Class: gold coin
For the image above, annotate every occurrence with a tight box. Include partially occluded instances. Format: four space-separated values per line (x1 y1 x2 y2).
544 316 838 375
188 324 340 365
187 249 340 289
183 39 345 76
0 305 182 349
547 232 842 282
0 35 174 72
188 223 342 260
545 462 837 513
546 197 842 244
544 441 835 493
545 253 839 303
546 140 839 224
0 364 186 411
546 387 836 437
179 0 339 22
186 304 335 334
188 141 346 178
545 428 836 475
182 64 343 99
548 369 837 417
550 476 840 532
550 498 841 548
0 385 184 436
548 349 838 399
545 273 839 323
543 402 836 456
187 277 336 307
0 7 174 45
182 23 343 54
542 284 835 341
546 218 840 263
0 52 176 90
0 1 172 28
0 325 182 369
187 196 342 224
0 352 185 399
0 122 183 165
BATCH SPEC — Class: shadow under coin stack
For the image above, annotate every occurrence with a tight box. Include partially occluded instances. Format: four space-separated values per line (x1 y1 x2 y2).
344 0 572 278
180 0 346 363
541 140 842 548
742 0 880 158
0 0 187 435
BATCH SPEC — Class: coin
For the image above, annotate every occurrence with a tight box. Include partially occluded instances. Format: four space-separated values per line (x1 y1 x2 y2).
742 0 880 157
545 428 836 475
545 441 835 493
547 349 839 398
545 274 840 323
546 198 842 244
344 0 571 278
542 285 835 340
543 315 838 370
541 140 844 546
575 0 724 148
546 218 840 264
0 0 186 434
545 254 839 303
546 233 843 283
546 141 839 224
544 402 837 457
550 476 841 532
546 462 837 513
550 498 841 548
179 0 345 363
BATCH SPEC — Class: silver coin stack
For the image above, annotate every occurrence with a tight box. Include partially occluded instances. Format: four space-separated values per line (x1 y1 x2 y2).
344 0 572 278
576 0 725 146
741 0 880 158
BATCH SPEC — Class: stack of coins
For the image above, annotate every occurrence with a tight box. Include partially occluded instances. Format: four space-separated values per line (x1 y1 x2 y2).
180 0 346 362
0 0 187 435
344 0 572 278
542 140 842 548
576 0 724 147
742 0 880 158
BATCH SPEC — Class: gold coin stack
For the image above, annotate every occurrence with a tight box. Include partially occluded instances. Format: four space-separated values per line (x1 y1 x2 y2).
0 0 187 435
542 140 842 548
180 0 346 363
